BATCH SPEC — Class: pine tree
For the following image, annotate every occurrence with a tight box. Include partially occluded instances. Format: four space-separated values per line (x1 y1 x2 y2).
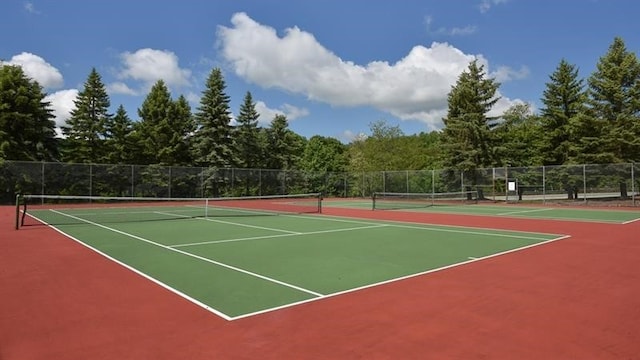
61 68 111 163
540 59 587 165
104 105 134 164
586 37 640 162
265 114 304 170
440 60 500 171
137 80 194 165
0 64 58 161
235 92 262 168
169 95 195 165
193 68 236 168
494 103 543 166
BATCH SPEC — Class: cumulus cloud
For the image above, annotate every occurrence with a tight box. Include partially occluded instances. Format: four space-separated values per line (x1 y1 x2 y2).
217 13 524 129
2 52 63 89
44 89 78 135
114 48 192 91
255 101 309 126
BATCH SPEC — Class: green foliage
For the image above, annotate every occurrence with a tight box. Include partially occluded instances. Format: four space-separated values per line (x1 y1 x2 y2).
586 37 640 162
137 81 195 165
192 68 236 168
103 105 135 164
265 114 305 170
0 64 58 161
235 91 262 168
494 103 544 166
300 135 347 173
540 59 587 165
61 68 111 163
440 60 500 171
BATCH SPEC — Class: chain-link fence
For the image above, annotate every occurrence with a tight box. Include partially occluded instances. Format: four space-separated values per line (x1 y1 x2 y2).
1 161 637 206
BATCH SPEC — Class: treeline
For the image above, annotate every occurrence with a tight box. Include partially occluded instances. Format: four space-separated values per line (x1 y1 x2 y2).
1 37 639 174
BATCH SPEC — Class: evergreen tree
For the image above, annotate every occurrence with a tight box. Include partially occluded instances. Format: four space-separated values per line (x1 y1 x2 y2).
169 95 196 165
586 37 640 162
540 59 587 165
193 68 236 168
494 103 543 167
137 80 194 165
61 68 111 163
440 60 500 171
265 114 304 169
235 91 262 168
103 105 135 164
0 64 58 161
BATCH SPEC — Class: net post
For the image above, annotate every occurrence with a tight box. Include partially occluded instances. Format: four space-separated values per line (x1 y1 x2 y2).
205 198 209 218
15 194 21 230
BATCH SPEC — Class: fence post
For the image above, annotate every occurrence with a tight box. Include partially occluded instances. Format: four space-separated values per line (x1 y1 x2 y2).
542 165 546 204
89 163 93 198
583 164 587 202
41 161 45 196
406 170 409 193
431 169 435 195
632 163 636 205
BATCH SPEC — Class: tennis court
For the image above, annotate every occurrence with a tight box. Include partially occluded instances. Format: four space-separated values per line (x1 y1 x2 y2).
18 194 565 320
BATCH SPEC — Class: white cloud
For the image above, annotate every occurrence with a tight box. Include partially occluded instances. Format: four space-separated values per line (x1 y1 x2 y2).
449 25 478 36
2 52 63 89
218 13 525 129
490 65 530 82
107 81 138 95
44 89 78 135
425 15 478 37
479 0 509 13
116 48 191 90
255 101 309 126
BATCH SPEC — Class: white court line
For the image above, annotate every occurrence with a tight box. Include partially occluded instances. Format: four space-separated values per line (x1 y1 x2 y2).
25 212 233 321
170 224 390 248
622 217 640 225
497 208 555 216
41 209 571 322
50 209 324 300
155 211 300 234
230 234 572 320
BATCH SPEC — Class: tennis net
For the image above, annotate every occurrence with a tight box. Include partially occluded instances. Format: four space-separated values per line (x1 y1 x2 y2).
16 193 322 229
372 191 478 210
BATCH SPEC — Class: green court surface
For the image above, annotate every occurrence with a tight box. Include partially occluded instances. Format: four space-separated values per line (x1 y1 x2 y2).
26 206 563 320
330 200 640 224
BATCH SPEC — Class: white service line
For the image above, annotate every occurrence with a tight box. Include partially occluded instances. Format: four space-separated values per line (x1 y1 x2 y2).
230 234 573 321
170 224 390 248
497 208 555 216
154 211 300 234
50 209 324 298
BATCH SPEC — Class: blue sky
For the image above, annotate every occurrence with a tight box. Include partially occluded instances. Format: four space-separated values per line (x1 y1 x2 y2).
1 0 638 142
